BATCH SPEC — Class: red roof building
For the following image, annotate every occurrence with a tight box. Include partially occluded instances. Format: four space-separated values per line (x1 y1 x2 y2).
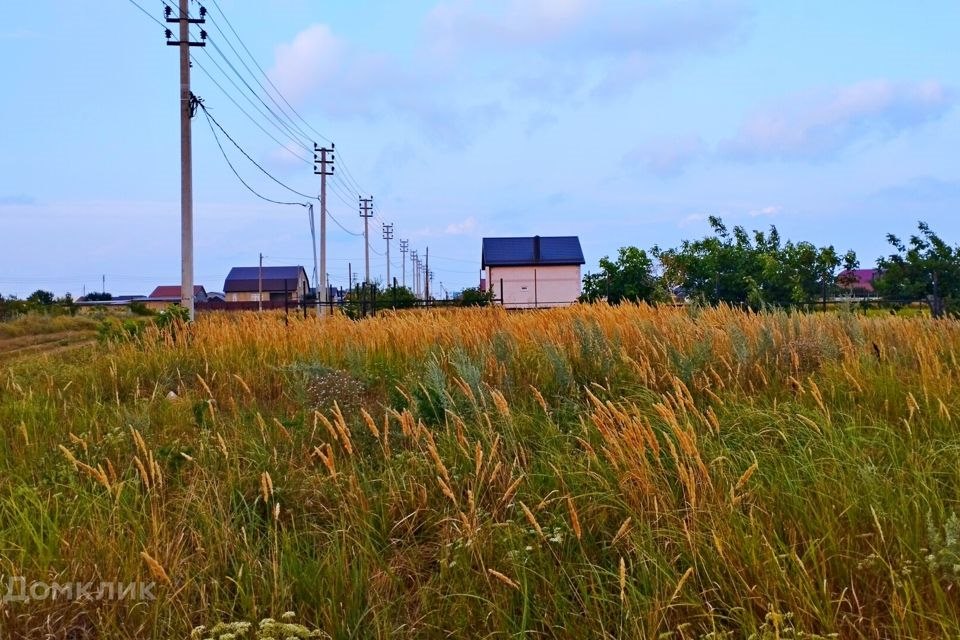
838 269 880 294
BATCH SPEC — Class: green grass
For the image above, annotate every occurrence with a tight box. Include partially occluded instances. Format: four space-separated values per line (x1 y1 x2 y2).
0 314 97 339
1 305 959 638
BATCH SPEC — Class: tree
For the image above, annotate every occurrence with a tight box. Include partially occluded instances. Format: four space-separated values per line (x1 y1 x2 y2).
837 250 861 294
382 285 417 309
458 287 495 306
582 246 665 304
57 292 78 316
656 217 857 309
27 289 55 306
85 291 113 301
875 221 960 318
658 217 769 307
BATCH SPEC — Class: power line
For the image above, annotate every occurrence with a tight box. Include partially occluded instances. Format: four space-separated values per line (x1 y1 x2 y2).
126 0 166 28
205 37 312 153
200 105 304 207
191 56 312 164
326 207 364 237
198 99 315 200
195 45 311 157
207 0 333 146
206 0 375 199
204 13 315 145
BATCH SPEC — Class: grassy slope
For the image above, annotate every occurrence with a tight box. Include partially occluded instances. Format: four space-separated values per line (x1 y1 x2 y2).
1 305 959 638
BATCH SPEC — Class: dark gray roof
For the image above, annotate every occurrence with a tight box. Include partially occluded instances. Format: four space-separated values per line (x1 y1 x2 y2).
224 266 308 293
482 236 585 267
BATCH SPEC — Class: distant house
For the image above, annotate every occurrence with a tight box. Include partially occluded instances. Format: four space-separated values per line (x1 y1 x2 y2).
144 285 208 311
223 266 309 302
206 291 226 302
481 236 585 309
838 268 880 297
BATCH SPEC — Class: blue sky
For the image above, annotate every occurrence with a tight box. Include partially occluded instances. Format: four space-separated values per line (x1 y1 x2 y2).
1 0 958 297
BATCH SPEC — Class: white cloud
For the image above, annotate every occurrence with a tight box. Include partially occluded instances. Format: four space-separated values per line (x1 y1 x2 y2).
748 205 781 217
678 212 709 227
423 0 748 100
445 216 477 235
424 0 591 57
268 24 344 104
722 79 954 161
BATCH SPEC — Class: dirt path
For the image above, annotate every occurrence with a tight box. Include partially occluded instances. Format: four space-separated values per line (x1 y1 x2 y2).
0 330 97 361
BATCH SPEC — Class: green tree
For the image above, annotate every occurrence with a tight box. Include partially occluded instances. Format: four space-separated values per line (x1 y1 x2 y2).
458 287 495 306
837 250 861 294
582 246 664 304
658 217 765 307
381 285 417 309
657 217 855 310
875 221 960 318
27 289 55 306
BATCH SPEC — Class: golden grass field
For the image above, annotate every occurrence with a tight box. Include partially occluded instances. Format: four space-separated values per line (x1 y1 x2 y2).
1 304 960 638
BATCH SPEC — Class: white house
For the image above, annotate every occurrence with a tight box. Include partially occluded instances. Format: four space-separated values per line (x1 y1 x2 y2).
481 236 585 309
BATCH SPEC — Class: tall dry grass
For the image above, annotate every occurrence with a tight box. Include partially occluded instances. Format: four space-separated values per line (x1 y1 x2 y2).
1 304 959 638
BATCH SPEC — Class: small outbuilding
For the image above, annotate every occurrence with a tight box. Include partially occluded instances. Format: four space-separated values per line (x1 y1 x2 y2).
481 236 585 309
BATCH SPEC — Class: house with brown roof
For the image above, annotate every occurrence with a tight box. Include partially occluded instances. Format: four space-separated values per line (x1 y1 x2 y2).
143 285 208 311
223 266 309 302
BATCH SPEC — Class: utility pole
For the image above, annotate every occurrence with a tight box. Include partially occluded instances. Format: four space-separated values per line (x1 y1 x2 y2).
382 223 394 287
101 274 105 295
258 252 263 312
307 203 320 316
399 239 409 289
166 1 206 321
417 259 423 298
410 250 418 298
314 143 334 314
425 247 430 303
359 196 373 284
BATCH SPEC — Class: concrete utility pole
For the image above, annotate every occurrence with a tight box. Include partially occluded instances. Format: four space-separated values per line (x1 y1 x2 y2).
314 143 334 314
410 250 418 298
359 196 374 284
417 259 423 298
399 239 409 288
382 223 394 286
166 0 206 320
424 247 430 302
307 203 320 315
258 252 263 312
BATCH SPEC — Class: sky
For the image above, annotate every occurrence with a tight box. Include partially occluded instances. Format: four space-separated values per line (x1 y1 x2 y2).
1 0 958 298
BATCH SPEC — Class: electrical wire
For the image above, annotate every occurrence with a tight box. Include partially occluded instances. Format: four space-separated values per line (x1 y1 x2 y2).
199 101 316 200
208 0 333 145
207 0 376 198
325 208 364 237
127 0 166 28
191 56 312 165
205 37 313 154
204 13 315 145
196 45 311 157
201 107 304 207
